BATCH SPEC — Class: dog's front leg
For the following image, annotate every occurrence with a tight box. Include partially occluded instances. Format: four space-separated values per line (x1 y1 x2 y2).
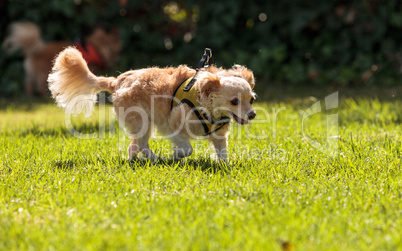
211 137 228 163
24 75 35 97
171 135 193 160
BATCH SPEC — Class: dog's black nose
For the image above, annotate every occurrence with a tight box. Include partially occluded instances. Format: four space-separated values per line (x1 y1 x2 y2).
248 110 256 120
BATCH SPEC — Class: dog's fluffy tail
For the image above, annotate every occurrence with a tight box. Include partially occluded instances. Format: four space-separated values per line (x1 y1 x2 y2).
48 47 116 116
2 22 45 55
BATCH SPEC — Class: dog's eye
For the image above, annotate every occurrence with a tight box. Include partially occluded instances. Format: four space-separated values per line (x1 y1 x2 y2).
231 98 239 106
250 97 255 104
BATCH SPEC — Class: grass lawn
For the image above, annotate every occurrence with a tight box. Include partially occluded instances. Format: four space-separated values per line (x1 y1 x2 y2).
0 89 401 250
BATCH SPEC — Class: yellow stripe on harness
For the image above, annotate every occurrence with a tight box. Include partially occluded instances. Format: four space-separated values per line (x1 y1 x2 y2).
171 76 229 136
171 77 199 108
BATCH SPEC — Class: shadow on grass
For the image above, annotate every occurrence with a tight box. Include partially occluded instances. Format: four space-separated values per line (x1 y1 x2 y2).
0 97 52 111
52 155 231 173
7 123 102 137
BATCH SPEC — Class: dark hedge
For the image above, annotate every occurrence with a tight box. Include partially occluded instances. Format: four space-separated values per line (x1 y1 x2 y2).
0 0 401 96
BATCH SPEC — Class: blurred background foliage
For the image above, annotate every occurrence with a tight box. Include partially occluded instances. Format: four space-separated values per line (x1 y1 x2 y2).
0 0 401 97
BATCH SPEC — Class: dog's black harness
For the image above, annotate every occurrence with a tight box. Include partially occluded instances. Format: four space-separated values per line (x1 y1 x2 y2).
170 49 230 136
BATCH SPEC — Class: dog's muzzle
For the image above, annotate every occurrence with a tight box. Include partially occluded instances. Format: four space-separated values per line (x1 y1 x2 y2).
247 110 256 120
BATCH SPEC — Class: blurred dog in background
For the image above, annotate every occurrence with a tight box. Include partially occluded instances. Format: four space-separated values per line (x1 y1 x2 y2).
2 22 121 96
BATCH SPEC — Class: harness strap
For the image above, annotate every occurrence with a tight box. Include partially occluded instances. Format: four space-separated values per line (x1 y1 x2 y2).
183 48 213 91
171 76 230 136
171 77 195 110
170 48 229 136
180 99 229 136
75 42 105 70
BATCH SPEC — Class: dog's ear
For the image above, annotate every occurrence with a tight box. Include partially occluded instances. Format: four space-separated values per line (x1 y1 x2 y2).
217 65 255 89
231 65 255 89
198 72 221 97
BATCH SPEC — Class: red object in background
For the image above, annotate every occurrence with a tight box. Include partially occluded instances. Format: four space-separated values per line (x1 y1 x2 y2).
75 43 105 71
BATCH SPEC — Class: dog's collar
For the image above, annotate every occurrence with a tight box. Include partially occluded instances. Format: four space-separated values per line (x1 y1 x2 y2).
75 42 105 70
171 76 230 136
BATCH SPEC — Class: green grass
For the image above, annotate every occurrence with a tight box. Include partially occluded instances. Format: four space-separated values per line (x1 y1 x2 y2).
0 92 401 250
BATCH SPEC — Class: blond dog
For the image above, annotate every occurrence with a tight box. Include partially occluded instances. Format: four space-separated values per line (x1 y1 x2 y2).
3 22 121 96
48 47 256 162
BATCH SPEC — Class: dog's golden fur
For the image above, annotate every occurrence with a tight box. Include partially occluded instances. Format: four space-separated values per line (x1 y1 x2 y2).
2 22 121 96
48 47 256 162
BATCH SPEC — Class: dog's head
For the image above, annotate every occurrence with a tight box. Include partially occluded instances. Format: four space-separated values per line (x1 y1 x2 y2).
86 26 122 68
197 67 256 125
2 22 43 54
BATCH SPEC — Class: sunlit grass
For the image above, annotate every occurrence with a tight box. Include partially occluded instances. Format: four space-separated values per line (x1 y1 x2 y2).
0 94 401 250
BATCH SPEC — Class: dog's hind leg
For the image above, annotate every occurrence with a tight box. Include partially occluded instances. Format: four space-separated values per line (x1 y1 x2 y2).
128 140 140 159
126 125 157 161
24 59 36 97
128 138 157 161
116 105 157 161
24 75 35 97
171 134 193 160
37 76 49 97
